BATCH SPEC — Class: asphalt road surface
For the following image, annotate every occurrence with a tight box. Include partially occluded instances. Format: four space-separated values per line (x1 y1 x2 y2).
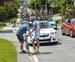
0 28 75 62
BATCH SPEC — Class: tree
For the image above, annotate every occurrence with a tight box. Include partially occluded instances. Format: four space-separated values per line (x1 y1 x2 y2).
0 6 8 22
4 2 18 19
0 0 19 6
28 0 74 19
0 0 15 5
0 2 19 22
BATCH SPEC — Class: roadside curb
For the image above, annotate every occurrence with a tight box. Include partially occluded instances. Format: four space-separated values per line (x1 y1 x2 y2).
0 30 13 33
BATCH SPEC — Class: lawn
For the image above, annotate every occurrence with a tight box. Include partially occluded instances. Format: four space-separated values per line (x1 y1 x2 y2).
0 24 6 30
0 38 16 62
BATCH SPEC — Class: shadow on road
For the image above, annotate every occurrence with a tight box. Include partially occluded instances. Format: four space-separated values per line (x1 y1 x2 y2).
62 35 75 38
0 30 13 33
29 42 62 46
38 51 52 55
29 51 52 55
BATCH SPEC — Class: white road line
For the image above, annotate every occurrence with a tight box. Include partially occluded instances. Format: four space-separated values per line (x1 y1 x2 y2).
33 55 39 62
27 56 34 62
29 46 39 62
26 36 39 62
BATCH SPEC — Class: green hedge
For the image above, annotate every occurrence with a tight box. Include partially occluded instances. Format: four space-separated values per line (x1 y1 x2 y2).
56 19 62 24
0 2 19 22
0 23 6 30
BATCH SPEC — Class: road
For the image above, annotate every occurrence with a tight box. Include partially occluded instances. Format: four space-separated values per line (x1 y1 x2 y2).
0 28 75 62
36 29 75 62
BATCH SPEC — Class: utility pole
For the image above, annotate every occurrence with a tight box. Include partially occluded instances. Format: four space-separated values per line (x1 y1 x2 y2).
60 4 64 22
19 0 29 21
24 0 28 21
73 0 75 17
35 1 37 16
18 0 24 21
45 0 48 17
74 0 75 6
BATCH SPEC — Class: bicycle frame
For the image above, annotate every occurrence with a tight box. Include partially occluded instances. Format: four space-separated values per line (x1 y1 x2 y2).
23 33 30 54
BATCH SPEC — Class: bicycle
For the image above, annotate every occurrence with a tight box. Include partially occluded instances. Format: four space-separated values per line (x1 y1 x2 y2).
23 33 30 55
23 32 40 55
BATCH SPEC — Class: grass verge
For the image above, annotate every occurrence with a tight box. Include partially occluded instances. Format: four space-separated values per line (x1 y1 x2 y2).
0 38 16 62
0 24 6 30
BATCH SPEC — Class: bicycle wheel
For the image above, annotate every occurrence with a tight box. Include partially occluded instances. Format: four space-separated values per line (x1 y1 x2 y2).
25 35 30 55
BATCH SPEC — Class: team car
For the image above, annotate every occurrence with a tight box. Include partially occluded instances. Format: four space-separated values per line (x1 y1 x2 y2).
30 21 58 43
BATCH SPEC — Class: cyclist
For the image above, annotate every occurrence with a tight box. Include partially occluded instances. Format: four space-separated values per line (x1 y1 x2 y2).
29 16 40 53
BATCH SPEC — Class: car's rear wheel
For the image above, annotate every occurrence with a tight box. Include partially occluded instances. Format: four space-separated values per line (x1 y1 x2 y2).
70 30 73 37
61 29 65 35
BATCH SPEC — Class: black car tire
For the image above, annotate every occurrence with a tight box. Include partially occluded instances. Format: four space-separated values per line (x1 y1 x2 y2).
61 29 65 35
70 30 73 37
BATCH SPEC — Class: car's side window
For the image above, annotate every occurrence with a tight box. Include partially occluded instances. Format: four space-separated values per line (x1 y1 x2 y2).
64 19 68 24
64 19 70 24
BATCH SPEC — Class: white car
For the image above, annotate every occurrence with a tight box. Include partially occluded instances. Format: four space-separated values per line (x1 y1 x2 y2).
31 21 58 43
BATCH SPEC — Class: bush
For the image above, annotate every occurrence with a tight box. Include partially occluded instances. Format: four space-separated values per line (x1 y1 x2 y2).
4 2 18 19
0 23 6 26
0 23 6 30
0 2 19 22
56 19 62 24
0 6 8 22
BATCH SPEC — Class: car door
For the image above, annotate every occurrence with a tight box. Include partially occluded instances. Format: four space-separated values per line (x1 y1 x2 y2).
63 19 70 34
64 19 71 34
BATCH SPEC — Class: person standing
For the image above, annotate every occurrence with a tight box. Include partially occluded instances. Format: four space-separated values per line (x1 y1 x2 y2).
29 17 40 53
